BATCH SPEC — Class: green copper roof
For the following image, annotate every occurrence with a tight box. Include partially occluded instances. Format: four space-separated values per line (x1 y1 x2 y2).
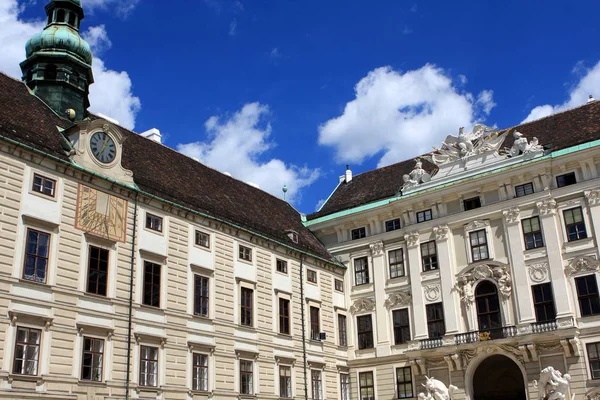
26 24 92 65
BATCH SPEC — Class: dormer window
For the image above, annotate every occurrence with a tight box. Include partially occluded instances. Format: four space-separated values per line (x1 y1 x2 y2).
286 230 298 244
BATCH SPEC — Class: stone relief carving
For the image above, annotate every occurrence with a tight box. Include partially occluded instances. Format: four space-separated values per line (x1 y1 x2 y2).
417 376 457 400
527 262 549 283
564 255 599 276
453 264 512 307
536 199 557 216
534 366 574 400
503 207 520 225
507 131 544 157
384 291 412 309
585 188 600 206
423 283 441 302
433 224 450 241
460 344 525 369
464 219 489 232
404 232 420 247
369 241 384 257
402 159 432 190
349 298 376 314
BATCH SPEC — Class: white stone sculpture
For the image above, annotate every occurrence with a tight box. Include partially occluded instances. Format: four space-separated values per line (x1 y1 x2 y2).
535 366 574 400
418 376 457 400
508 131 544 157
402 159 431 190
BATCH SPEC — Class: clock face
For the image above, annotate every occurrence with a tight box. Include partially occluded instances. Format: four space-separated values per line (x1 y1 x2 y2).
90 131 117 164
75 185 128 242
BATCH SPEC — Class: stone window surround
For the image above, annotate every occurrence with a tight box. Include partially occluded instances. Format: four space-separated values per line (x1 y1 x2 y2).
133 332 166 390
389 306 412 346
275 290 293 336
355 368 377 400
187 342 215 393
386 244 407 279
556 198 593 246
5 312 53 378
28 168 59 201
79 234 118 298
235 351 259 396
143 210 165 235
188 265 214 319
75 323 114 383
393 364 414 399
350 251 372 287
463 220 495 264
236 278 256 328
16 215 59 286
355 312 376 351
274 356 296 399
335 307 348 347
581 338 600 381
137 250 167 309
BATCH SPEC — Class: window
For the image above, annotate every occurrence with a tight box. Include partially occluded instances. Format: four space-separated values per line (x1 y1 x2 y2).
564 207 587 241
81 337 104 381
145 213 163 232
279 366 292 398
340 374 351 400
463 197 481 211
576 275 600 317
522 217 544 249
386 218 401 232
354 257 369 285
276 259 288 274
389 249 405 278
359 371 375 400
393 309 410 345
515 182 534 197
239 245 252 261
240 287 253 326
32 173 56 197
87 246 108 296
310 306 320 340
416 209 432 223
195 230 210 248
475 282 501 335
193 353 208 391
396 367 413 398
279 298 290 335
335 279 344 292
351 227 367 240
311 370 322 400
56 9 65 22
240 360 253 395
469 229 489 261
45 64 57 80
142 261 161 307
307 269 317 283
338 314 347 347
357 315 374 350
532 283 556 323
420 241 438 271
68 12 76 26
13 327 41 375
587 342 600 379
23 229 50 283
194 275 209 317
139 345 158 387
556 172 577 188
426 303 445 339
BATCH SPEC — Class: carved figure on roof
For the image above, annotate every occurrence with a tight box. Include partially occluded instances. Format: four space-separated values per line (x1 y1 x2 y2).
418 376 457 400
402 159 431 190
535 366 574 400
508 131 544 157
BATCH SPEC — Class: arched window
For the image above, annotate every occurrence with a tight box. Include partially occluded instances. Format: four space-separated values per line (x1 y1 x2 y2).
68 12 76 27
45 64 57 80
475 281 501 338
56 9 65 23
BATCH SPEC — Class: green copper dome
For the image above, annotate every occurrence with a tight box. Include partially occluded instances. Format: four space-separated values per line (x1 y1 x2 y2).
26 25 92 65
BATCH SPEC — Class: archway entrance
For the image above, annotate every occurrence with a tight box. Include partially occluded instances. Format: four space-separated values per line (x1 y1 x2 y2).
472 355 526 400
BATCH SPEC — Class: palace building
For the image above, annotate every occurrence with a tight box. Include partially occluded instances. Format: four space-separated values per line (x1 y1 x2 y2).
1 1 600 400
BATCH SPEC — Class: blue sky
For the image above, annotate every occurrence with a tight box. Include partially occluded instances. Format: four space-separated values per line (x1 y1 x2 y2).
2 0 600 214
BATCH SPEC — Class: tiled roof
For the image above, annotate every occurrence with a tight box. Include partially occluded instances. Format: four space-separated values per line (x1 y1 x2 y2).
308 100 600 220
0 72 333 261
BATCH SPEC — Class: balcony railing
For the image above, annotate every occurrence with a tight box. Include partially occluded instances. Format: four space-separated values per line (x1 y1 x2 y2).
455 326 517 345
420 338 444 349
531 320 558 333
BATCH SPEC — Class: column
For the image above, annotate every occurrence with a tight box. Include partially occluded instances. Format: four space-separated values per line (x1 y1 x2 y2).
433 224 459 334
370 241 391 356
585 188 600 237
405 232 428 339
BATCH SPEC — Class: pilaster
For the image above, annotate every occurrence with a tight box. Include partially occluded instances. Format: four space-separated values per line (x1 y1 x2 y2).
585 188 600 238
405 232 428 339
433 224 459 334
369 241 391 356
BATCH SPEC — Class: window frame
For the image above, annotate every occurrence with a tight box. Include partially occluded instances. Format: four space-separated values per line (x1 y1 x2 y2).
469 229 490 262
351 227 367 240
335 279 344 292
240 287 254 327
145 213 163 233
194 274 210 317
340 373 351 400
13 326 41 376
556 172 577 188
279 297 290 335
359 371 375 400
87 245 109 296
532 283 556 323
31 173 56 197
396 366 413 399
416 209 433 223
563 207 588 242
392 308 411 345
139 345 159 387
522 216 544 250
514 182 534 198
142 261 161 308
279 365 292 398
338 314 347 347
311 369 322 400
239 359 254 395
388 248 406 278
587 342 600 380
575 274 600 317
310 306 320 341
463 196 482 211
307 269 318 284
354 256 370 286
238 244 253 262
192 352 209 392
426 303 445 339
23 228 51 284
420 241 438 271
356 314 374 350
81 336 104 382
194 230 210 249
276 258 288 274
385 218 401 232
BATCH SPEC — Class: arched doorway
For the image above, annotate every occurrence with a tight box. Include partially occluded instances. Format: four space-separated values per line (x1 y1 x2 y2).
472 355 526 400
475 281 501 339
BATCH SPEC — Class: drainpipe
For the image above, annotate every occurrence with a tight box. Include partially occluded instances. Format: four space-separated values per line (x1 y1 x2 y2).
125 192 138 399
299 255 308 400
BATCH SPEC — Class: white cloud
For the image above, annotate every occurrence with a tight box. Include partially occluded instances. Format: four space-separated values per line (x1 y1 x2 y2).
176 103 320 203
523 61 600 123
318 64 495 168
229 19 237 36
270 47 280 58
82 0 140 17
0 0 141 130
402 26 412 35
410 3 418 12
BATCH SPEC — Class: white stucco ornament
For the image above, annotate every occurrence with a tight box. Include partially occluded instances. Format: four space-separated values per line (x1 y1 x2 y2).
508 131 544 157
565 256 600 277
534 366 574 400
349 298 376 314
384 291 412 308
402 159 432 190
453 264 512 308
417 376 457 400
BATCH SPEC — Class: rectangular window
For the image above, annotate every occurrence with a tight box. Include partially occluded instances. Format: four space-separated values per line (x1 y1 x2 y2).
310 306 320 340
389 249 405 278
564 207 587 241
416 209 432 223
279 298 290 335
335 279 344 292
532 283 556 323
240 287 253 326
557 172 577 188
87 246 108 296
396 367 413 398
139 345 158 387
81 337 104 381
338 314 347 347
276 259 288 274
463 196 481 211
357 315 374 350
340 374 351 400
13 327 41 375
576 275 600 316
359 371 375 400
193 353 208 391
522 217 544 249
420 241 438 271
195 230 210 248
515 182 534 197
354 257 369 285
351 227 367 240
426 303 445 339
194 275 209 317
386 218 401 232
32 173 56 197
23 228 50 283
469 229 489 261
587 342 600 379
240 360 253 395
143 261 161 307
307 269 317 283
239 245 252 261
393 309 411 345
311 370 322 400
279 366 292 398
145 213 163 232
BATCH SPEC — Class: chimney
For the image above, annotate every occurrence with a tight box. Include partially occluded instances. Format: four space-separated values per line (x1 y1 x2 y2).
589 95 596 103
141 128 162 143
345 165 352 183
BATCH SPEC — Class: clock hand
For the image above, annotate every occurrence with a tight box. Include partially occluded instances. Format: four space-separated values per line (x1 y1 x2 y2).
99 139 108 154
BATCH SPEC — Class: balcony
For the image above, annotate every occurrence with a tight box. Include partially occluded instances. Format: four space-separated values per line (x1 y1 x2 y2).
455 326 517 344
531 320 558 333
